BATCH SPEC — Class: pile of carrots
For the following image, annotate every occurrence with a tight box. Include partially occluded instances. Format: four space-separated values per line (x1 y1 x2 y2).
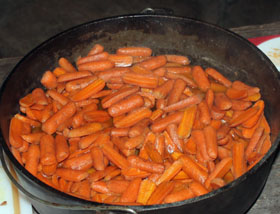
8 44 272 205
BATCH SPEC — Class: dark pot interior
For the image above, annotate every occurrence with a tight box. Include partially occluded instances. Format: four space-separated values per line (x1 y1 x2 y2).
0 15 279 214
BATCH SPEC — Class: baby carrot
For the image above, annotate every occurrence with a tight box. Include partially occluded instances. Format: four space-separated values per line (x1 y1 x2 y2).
120 178 142 203
25 144 40 176
65 76 97 92
9 117 24 148
108 54 133 67
40 134 56 165
156 160 183 185
189 181 209 196
192 66 210 92
88 44 104 56
138 55 167 70
57 70 92 82
77 60 114 73
137 179 156 204
163 94 202 112
177 105 197 139
229 106 259 127
67 122 103 138
147 181 175 205
55 134 69 162
63 153 93 170
214 92 232 110
205 67 232 88
58 57 77 73
128 155 164 174
165 55 190 65
164 188 194 203
56 168 89 182
152 79 174 99
245 126 264 160
192 130 211 161
40 70 57 89
122 72 159 88
167 78 186 105
117 47 152 57
232 141 246 179
42 101 76 135
203 125 218 160
47 89 69 105
198 100 211 126
91 146 105 171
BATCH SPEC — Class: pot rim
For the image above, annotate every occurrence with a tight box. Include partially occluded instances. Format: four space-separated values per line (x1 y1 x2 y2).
0 13 279 211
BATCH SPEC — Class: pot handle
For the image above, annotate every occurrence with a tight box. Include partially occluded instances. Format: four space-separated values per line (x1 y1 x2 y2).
140 7 174 15
0 147 138 214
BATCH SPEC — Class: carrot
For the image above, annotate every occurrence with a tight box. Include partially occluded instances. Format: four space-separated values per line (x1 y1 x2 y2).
167 78 186 105
226 87 248 100
139 55 167 70
55 134 69 162
122 72 159 88
245 126 264 159
198 100 211 125
42 163 57 176
156 160 183 185
40 134 56 165
192 130 211 162
65 76 97 92
121 167 150 180
128 155 164 174
137 179 156 204
177 105 197 139
110 128 129 137
108 54 133 67
231 99 252 111
42 102 76 135
77 52 109 65
120 178 142 203
47 89 69 105
108 94 144 117
124 135 145 150
56 168 88 182
25 144 40 176
88 44 104 56
163 94 202 112
166 124 183 152
204 125 218 160
57 70 92 82
32 88 48 105
15 114 41 127
165 72 197 88
205 67 232 88
107 180 130 194
180 155 208 184
242 100 264 128
77 60 114 73
152 79 175 99
41 70 57 89
229 106 259 127
83 110 111 123
165 55 190 65
9 117 24 148
147 181 175 205
91 147 105 171
58 57 77 73
144 142 163 164
164 188 194 203
117 47 152 57
189 181 209 196
192 66 210 92
232 141 246 179
214 92 232 110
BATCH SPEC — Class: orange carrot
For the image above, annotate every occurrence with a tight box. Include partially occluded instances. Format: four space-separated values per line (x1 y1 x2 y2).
164 188 194 203
55 134 69 162
67 122 103 138
107 180 130 194
122 72 159 88
108 54 133 67
166 123 183 152
204 125 218 160
47 89 69 105
147 181 175 205
56 168 88 182
137 179 156 204
245 126 264 159
63 152 93 170
77 60 114 73
167 78 186 105
117 47 152 57
58 57 77 73
77 52 109 65
156 160 183 185
177 105 197 139
192 130 211 161
165 55 190 65
192 66 210 92
25 144 40 176
198 100 211 125
40 134 56 165
232 141 246 179
163 94 202 112
152 79 175 99
205 67 232 88
214 92 232 110
189 181 209 196
91 147 105 171
128 155 164 174
57 70 92 82
229 106 259 127
88 44 104 56
120 178 142 203
139 55 167 70
41 70 57 89
9 117 24 148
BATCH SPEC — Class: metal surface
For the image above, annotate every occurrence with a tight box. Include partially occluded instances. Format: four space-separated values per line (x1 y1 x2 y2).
0 14 279 214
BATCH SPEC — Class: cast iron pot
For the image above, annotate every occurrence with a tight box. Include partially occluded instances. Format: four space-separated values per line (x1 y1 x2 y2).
0 14 279 214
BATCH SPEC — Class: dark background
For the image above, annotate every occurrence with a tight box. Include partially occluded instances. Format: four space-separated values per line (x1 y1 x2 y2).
1 0 280 58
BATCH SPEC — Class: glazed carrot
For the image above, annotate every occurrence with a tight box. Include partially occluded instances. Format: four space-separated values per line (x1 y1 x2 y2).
101 143 129 169
88 44 104 56
53 67 67 77
108 54 133 67
184 136 197 155
205 67 232 88
198 100 211 125
65 76 97 92
25 144 40 176
122 72 159 88
77 60 114 73
204 157 232 189
165 71 197 88
11 147 23 165
128 155 164 174
164 94 202 113
107 180 130 194
166 124 183 152
151 111 184 133
166 78 186 105
110 128 129 137
180 155 208 184
98 67 130 82
42 163 57 176
104 168 121 181
57 70 92 82
229 106 259 127
120 178 142 203
204 125 218 160
41 70 57 89
144 142 163 164
177 105 197 139
47 89 69 105
63 153 93 170
232 80 260 96
124 135 145 150
84 110 111 122
55 134 69 162
117 47 152 57
71 78 105 101
32 88 48 105
56 168 88 182
76 180 91 199
231 99 252 111
9 117 25 148
192 130 211 161
108 94 144 117
42 102 76 135
192 66 210 92
165 55 190 65
139 55 167 70
164 188 194 203
91 147 105 171
77 52 109 65
242 100 264 128
189 181 209 196
214 92 232 110
147 181 175 205
245 126 264 159
226 87 248 100
102 86 139 109
152 79 174 99
67 122 103 138
232 141 246 179
58 57 77 73
40 134 56 166
156 160 183 185
137 179 156 204
114 107 152 128
15 113 41 127
19 93 34 108
121 167 151 180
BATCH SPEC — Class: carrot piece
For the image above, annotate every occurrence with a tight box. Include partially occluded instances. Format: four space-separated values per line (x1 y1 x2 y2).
83 110 111 123
180 155 208 184
88 44 104 56
226 87 248 100
166 123 183 152
25 144 40 176
232 141 246 179
107 180 130 194
42 163 57 176
40 134 56 166
15 114 41 127
137 179 156 204
204 157 232 189
110 128 129 137
65 76 97 92
231 99 252 111
204 125 218 160
120 178 142 203
156 160 183 185
55 134 69 162
152 79 174 99
121 168 151 180
58 57 77 73
70 78 105 101
114 107 152 128
198 100 211 126
42 102 76 135
56 168 88 182
41 70 57 89
165 55 190 65
117 46 152 57
9 117 25 148
101 143 129 169
63 152 93 170
108 54 133 67
47 89 69 105
232 81 260 96
144 142 163 164
108 94 144 117
210 82 227 93
147 181 175 205
165 66 191 74
192 130 211 161
214 92 232 110
138 55 167 70
205 67 232 88
245 126 264 159
184 136 197 155
164 94 202 112
192 66 210 92
177 105 197 139
229 106 259 127
77 52 109 65
150 109 164 122
32 88 48 105
76 180 91 199
53 67 67 77
164 188 194 203
124 135 145 150
242 100 264 128
67 122 103 138
91 147 105 171
166 78 186 105
122 72 159 88
77 60 114 73
189 181 209 196
19 93 34 108
57 70 92 83
127 155 164 174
